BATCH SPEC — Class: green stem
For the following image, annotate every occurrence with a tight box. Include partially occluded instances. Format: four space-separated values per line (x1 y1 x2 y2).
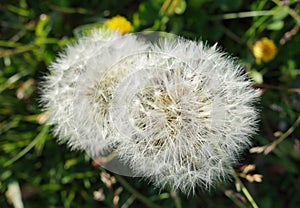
223 189 248 208
121 195 136 208
272 115 300 146
231 168 258 208
114 175 161 208
257 115 300 154
170 191 182 208
4 125 49 167
214 10 276 20
49 5 89 14
0 45 35 58
272 0 300 26
0 40 23 48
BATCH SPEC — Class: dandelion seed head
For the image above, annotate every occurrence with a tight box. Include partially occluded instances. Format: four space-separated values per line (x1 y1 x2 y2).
41 30 259 194
41 30 148 156
109 41 258 193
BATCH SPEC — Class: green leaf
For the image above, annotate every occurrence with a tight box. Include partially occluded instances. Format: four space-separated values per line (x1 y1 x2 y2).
273 7 289 20
35 14 51 37
174 0 187 15
250 69 264 84
267 20 284 30
7 4 31 17
41 184 61 191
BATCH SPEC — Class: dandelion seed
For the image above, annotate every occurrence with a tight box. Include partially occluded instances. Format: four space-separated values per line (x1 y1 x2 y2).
41 30 259 194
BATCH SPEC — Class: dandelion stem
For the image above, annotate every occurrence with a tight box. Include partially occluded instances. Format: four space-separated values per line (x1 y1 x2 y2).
273 115 300 145
121 195 136 208
231 168 258 208
266 115 300 154
223 189 248 208
250 115 300 154
114 175 161 208
170 191 182 208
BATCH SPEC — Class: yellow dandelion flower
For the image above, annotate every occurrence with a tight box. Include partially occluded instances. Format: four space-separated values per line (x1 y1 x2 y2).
106 15 132 35
253 37 277 65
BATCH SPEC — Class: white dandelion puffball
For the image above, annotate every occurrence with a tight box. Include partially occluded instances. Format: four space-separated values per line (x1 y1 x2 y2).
41 29 258 194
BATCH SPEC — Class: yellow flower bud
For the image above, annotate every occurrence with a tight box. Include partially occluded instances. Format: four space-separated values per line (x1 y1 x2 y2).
106 15 132 35
253 37 277 64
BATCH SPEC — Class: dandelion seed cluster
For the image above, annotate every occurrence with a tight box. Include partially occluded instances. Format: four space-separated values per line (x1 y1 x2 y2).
41 29 258 194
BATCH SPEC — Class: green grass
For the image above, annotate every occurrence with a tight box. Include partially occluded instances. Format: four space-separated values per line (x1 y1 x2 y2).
1 0 300 207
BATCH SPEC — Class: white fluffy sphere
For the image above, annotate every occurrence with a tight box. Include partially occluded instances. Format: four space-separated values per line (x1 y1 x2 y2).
41 30 258 194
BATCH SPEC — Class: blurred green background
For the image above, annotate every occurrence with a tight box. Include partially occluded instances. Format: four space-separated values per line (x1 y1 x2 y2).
1 0 300 207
